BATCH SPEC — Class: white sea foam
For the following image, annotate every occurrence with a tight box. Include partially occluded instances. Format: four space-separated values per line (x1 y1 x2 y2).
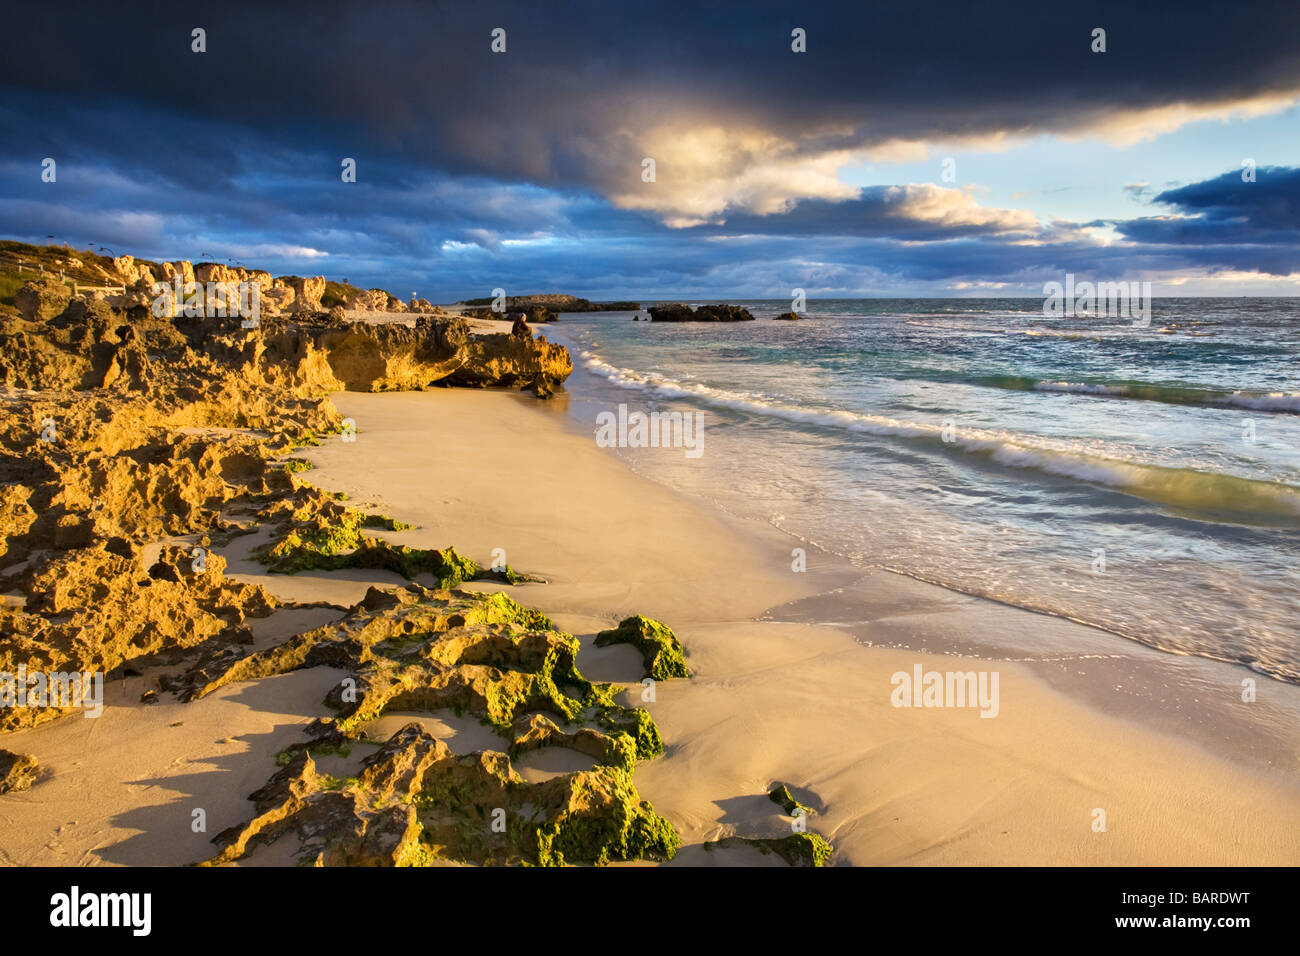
580 351 1300 517
1221 392 1300 412
1034 381 1129 396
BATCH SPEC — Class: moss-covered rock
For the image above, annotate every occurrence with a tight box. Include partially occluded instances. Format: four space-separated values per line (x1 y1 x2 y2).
251 493 466 578
595 705 664 759
510 713 638 774
361 513 414 531
710 832 833 867
250 490 545 591
182 586 678 867
532 767 680 866
594 614 689 680
769 783 815 818
460 589 556 631
207 720 676 867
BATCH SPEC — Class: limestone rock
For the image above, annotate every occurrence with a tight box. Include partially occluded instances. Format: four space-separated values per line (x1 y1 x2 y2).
313 318 467 391
195 262 234 284
0 750 38 794
446 330 572 392
594 614 689 679
0 543 276 731
14 278 71 321
288 276 326 312
345 289 390 312
193 585 680 866
262 285 295 313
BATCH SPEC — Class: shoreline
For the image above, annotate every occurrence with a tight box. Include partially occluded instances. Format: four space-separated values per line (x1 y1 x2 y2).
550 310 1300 689
545 323 1300 773
293 387 1300 864
1 380 1297 864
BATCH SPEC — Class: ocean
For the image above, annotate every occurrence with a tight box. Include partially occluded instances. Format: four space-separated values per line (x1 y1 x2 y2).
547 298 1300 684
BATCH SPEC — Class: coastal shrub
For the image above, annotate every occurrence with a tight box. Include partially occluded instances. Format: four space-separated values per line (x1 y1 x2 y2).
0 271 26 307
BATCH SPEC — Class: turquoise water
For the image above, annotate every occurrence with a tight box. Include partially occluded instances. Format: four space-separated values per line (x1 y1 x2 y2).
549 298 1300 683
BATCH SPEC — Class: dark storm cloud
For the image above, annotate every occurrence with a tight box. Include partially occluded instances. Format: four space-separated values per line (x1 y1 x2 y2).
1114 165 1300 251
3 1 1300 293
689 187 1040 240
4 0 1299 205
1107 164 1300 275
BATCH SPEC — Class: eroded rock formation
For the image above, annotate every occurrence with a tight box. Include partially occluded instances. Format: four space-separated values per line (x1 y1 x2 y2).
0 252 688 867
0 749 38 794
0 263 573 733
186 586 682 866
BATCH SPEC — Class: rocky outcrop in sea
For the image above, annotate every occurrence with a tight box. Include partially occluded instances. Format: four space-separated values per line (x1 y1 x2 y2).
647 303 755 322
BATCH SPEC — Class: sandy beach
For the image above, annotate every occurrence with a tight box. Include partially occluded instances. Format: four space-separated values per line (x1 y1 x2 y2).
3 383 1296 866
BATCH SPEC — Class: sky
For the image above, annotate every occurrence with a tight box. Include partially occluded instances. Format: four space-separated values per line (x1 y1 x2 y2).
2 0 1299 300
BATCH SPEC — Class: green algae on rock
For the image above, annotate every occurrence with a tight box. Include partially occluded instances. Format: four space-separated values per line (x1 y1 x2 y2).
769 783 816 818
262 535 481 586
0 260 573 751
205 725 677 867
595 704 664 759
361 514 414 531
709 832 833 867
594 614 689 680
531 765 680 866
510 713 638 774
250 485 541 588
187 585 679 866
